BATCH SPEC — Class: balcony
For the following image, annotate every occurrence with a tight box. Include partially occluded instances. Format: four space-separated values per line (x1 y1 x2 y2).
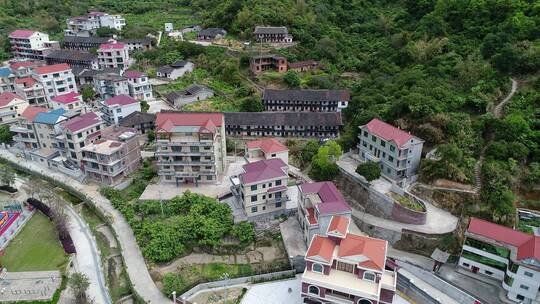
364 153 380 162
302 269 378 300
10 126 31 133
324 293 354 304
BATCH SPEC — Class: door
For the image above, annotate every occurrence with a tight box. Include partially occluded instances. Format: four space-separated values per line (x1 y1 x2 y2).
472 266 479 273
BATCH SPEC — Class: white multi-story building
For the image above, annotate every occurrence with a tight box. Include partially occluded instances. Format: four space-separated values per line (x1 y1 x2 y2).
51 92 85 114
10 106 47 150
0 92 29 125
155 112 226 186
357 118 424 185
459 217 540 304
65 11 125 36
33 108 68 150
14 77 48 107
93 73 129 99
0 67 16 93
8 30 59 60
32 63 78 102
123 70 153 101
97 39 131 71
99 95 141 125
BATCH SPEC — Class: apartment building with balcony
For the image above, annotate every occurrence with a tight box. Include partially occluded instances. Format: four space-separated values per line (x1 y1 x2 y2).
65 11 125 37
82 126 141 186
93 72 129 99
56 112 105 166
8 30 59 60
0 67 16 93
234 158 289 217
253 26 293 43
0 92 29 125
33 108 68 149
51 92 85 114
10 106 47 150
32 63 78 102
123 70 153 101
262 89 350 112
458 217 540 303
99 95 141 125
14 77 48 107
297 181 352 245
97 40 131 71
245 138 288 163
357 118 423 185
155 111 226 186
302 216 396 304
9 60 46 78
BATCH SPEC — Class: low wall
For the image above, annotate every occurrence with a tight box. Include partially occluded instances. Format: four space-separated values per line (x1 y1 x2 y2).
390 192 427 225
181 270 296 300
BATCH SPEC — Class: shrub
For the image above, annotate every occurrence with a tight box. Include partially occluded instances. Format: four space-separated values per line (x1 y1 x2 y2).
231 221 256 244
356 162 381 181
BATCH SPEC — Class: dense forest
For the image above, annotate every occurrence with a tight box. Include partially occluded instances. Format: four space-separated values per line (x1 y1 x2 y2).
1 0 540 224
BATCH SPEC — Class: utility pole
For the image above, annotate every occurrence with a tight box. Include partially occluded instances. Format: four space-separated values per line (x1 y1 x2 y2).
220 272 229 303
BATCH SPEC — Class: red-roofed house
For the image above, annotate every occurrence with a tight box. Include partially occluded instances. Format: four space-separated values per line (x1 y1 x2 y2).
32 64 78 102
9 30 59 60
9 60 46 77
234 158 289 217
302 216 396 304
123 70 153 101
297 181 352 244
97 39 131 71
51 92 84 113
100 94 141 125
14 77 47 107
459 217 540 303
246 138 288 163
0 92 29 125
358 118 424 185
155 111 226 186
57 112 105 166
10 106 47 149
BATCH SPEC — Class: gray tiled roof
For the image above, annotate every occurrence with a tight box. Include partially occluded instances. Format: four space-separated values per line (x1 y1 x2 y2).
119 111 156 126
262 89 350 102
253 26 288 35
224 112 342 127
45 49 97 61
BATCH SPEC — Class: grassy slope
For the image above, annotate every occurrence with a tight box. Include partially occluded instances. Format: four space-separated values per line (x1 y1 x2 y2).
1 212 67 271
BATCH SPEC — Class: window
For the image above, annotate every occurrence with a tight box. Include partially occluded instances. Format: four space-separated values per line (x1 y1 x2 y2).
462 263 470 267
275 180 282 186
520 284 529 291
380 140 385 147
276 201 282 208
311 263 323 273
371 135 376 141
358 300 373 304
251 206 257 213
484 270 493 275
77 133 82 138
363 272 376 282
524 271 533 278
308 286 319 296
251 195 257 202
517 295 525 301
388 156 394 162
363 131 368 137
390 145 395 152
250 185 257 191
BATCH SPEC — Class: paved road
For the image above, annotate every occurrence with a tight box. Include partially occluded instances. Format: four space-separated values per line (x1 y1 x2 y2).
0 149 171 303
65 205 112 304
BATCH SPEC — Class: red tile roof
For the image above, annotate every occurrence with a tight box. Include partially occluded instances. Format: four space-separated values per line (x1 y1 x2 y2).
327 215 349 237
105 95 137 106
10 60 42 70
15 77 37 87
299 182 351 215
99 42 126 50
63 112 101 132
306 207 318 225
34 63 70 75
123 70 145 78
364 118 414 148
240 158 288 184
246 138 288 154
156 111 224 133
467 217 540 262
0 92 24 107
338 234 387 271
9 30 35 38
52 92 81 104
21 106 47 122
306 235 336 264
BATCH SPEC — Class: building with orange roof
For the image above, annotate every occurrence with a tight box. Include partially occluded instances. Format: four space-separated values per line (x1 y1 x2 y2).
10 106 47 150
0 92 29 125
459 217 540 303
155 111 226 186
31 63 78 102
14 77 48 107
245 137 288 163
302 215 396 304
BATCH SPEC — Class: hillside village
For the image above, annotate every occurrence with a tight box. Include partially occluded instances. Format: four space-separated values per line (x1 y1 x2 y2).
0 2 539 304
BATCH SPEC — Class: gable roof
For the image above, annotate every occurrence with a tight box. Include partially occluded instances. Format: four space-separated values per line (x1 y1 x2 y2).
468 217 540 262
338 234 387 271
240 158 288 184
0 67 13 78
0 92 25 107
123 70 145 78
104 95 138 106
34 108 67 124
119 111 155 127
21 106 48 122
306 235 336 264
327 215 350 238
299 182 351 215
9 61 43 70
156 111 223 133
253 26 288 35
52 92 81 104
99 41 125 50
14 77 37 87
246 138 288 154
9 30 36 38
198 28 226 37
224 112 342 127
363 118 415 148
45 49 97 62
63 112 101 132
263 89 350 102
171 60 188 68
34 63 70 75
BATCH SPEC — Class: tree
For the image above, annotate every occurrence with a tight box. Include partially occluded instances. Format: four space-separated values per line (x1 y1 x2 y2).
69 272 90 303
0 125 13 144
140 100 150 112
356 162 381 181
231 221 255 244
81 86 96 103
147 130 155 142
0 165 15 186
283 70 301 87
310 141 342 181
295 140 319 168
239 97 264 112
